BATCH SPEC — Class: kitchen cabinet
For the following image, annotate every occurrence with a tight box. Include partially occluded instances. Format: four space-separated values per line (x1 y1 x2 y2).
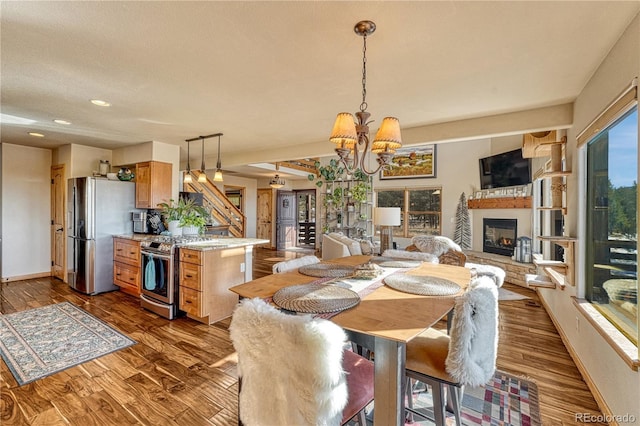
135 161 172 209
178 247 244 324
113 237 141 296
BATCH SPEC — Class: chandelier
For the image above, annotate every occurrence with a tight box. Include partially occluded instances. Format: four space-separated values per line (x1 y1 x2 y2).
329 20 402 176
269 174 285 189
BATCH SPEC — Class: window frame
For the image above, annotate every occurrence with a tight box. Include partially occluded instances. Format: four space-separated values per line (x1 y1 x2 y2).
577 79 638 348
375 187 442 238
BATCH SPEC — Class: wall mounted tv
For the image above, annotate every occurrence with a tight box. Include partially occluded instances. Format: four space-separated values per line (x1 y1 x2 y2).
479 149 532 189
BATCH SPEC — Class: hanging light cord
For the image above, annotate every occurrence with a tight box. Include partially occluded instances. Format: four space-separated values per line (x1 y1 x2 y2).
200 137 205 172
185 140 191 173
360 32 368 113
216 134 222 170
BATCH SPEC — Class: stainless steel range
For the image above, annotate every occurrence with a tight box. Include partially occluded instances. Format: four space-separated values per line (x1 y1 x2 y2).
140 235 217 319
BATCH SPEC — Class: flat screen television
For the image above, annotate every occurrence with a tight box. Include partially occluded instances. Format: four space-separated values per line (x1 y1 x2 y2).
479 149 532 189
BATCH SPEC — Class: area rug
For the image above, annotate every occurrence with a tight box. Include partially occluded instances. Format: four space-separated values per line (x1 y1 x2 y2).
0 302 136 386
408 370 541 426
498 288 531 301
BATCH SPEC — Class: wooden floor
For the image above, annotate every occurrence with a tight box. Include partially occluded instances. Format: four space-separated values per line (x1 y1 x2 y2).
1 247 605 425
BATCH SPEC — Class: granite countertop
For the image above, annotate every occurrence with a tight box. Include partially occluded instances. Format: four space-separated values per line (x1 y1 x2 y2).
178 237 270 251
113 234 157 242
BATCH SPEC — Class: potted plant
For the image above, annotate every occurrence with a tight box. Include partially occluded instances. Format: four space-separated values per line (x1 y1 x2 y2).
179 200 210 235
158 198 187 236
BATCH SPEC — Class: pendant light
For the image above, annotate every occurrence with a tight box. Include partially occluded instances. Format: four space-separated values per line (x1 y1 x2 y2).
269 174 285 189
183 139 193 183
198 136 207 182
213 133 223 182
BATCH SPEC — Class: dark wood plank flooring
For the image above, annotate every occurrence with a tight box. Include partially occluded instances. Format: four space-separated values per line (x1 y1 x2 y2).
1 247 605 425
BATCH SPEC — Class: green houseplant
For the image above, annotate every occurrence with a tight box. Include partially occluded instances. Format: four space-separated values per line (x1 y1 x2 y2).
158 198 210 236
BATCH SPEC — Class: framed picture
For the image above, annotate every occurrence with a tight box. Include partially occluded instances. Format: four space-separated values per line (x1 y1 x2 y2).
380 144 436 179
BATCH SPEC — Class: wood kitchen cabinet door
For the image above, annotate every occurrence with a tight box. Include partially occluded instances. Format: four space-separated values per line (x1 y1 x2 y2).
113 238 141 296
135 161 172 209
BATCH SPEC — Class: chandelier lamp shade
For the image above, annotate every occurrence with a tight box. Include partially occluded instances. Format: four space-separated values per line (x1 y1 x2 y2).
269 174 285 189
329 20 402 176
184 132 224 183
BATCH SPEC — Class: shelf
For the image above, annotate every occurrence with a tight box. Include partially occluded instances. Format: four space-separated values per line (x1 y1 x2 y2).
533 258 568 269
539 170 572 178
525 273 556 289
468 196 531 209
543 267 567 290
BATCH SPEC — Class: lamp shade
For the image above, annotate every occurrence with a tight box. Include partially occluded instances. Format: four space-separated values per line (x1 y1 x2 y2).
330 112 357 149
372 117 402 153
374 207 401 226
213 169 223 182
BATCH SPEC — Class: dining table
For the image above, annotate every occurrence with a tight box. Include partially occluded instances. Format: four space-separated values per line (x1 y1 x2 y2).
228 254 471 426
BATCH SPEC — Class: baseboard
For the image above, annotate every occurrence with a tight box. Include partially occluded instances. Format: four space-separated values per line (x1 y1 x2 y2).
536 291 616 425
1 271 51 283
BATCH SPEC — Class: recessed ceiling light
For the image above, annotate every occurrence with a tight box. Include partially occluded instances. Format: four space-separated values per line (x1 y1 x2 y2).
53 119 71 125
90 99 111 107
28 132 45 137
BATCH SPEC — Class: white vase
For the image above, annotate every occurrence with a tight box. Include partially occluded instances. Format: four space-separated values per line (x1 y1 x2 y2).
168 220 182 237
182 225 200 236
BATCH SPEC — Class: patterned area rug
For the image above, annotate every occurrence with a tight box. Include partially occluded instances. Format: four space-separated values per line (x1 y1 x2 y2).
407 370 541 425
0 302 136 386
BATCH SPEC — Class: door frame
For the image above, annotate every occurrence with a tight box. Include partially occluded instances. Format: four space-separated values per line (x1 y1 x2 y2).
51 164 66 281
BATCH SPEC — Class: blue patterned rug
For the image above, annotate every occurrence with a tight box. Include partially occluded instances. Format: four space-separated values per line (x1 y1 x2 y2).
0 302 136 386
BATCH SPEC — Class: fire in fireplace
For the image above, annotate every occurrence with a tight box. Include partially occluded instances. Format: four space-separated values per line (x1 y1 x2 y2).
483 218 517 256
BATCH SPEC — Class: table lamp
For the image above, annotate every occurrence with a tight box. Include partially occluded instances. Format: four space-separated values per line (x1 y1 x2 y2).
374 207 401 254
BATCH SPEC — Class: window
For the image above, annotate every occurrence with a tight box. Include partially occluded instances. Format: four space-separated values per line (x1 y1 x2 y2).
585 106 637 344
377 188 441 237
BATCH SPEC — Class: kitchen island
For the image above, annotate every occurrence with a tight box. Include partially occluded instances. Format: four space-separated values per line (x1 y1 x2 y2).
113 235 268 324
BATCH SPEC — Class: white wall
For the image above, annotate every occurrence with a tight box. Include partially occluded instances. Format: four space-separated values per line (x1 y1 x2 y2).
540 12 639 419
1 144 52 280
69 144 112 178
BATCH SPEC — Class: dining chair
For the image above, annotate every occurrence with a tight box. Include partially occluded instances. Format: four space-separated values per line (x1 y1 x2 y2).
404 276 499 425
229 297 374 426
272 255 320 273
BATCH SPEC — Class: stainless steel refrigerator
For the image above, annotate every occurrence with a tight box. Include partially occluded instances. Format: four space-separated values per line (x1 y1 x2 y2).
67 177 137 294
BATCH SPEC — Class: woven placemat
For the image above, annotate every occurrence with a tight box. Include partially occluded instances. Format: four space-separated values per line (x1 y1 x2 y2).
378 260 422 268
272 283 360 314
384 274 461 296
298 263 355 278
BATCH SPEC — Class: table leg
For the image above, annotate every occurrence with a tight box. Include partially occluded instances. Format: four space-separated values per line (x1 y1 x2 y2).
373 337 406 426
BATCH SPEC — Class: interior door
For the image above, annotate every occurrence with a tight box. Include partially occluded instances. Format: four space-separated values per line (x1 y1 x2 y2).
276 191 297 250
51 164 65 281
256 189 273 248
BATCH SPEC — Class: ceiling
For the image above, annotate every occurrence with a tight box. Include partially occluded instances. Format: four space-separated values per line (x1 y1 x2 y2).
2 1 639 180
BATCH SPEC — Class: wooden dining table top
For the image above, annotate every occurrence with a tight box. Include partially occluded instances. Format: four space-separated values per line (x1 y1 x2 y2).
228 255 472 343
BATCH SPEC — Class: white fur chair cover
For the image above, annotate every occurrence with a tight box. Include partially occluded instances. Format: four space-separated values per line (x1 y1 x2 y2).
445 276 499 387
465 262 506 287
381 249 438 263
411 235 462 257
272 255 320 273
229 298 348 426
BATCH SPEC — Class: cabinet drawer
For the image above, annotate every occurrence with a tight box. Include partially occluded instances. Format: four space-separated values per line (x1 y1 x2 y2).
179 249 202 265
113 262 140 293
114 239 141 266
179 286 206 317
180 262 202 290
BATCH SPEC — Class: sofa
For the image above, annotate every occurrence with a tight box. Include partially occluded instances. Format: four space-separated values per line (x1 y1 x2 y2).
321 233 376 260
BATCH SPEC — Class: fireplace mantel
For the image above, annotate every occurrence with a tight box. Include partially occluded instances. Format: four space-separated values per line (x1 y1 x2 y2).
468 196 531 209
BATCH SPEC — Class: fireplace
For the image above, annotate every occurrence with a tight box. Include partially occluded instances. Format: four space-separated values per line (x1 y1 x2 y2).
483 218 517 256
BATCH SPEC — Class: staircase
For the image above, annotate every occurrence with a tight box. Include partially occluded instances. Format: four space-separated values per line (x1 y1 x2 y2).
184 170 245 238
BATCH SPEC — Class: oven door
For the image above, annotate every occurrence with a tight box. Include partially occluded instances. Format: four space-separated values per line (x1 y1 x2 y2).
140 251 173 304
